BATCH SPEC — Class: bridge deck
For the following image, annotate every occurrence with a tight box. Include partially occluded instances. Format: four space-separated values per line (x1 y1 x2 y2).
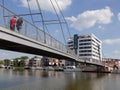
0 26 76 60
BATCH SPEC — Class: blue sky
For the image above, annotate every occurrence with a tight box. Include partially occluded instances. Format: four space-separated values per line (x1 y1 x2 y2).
0 0 120 60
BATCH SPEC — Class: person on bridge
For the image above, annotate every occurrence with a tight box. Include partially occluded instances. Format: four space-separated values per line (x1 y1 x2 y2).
10 16 17 31
16 17 23 33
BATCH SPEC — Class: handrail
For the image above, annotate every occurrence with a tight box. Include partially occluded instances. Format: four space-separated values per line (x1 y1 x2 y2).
0 3 75 56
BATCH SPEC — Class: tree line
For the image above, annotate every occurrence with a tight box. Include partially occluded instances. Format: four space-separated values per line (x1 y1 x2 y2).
0 56 28 67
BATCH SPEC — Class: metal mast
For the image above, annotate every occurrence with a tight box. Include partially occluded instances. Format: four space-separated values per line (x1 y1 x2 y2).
36 0 46 43
27 0 35 25
49 0 66 44
54 0 71 38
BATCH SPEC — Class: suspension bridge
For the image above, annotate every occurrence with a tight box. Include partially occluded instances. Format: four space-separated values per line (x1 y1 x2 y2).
0 0 109 68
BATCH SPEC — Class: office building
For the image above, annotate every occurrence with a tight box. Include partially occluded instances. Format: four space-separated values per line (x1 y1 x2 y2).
67 34 102 61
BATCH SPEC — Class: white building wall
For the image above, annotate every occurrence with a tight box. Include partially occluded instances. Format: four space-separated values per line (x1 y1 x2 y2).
67 34 102 61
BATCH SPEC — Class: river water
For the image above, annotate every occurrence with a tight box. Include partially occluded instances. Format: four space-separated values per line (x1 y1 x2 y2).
0 69 120 90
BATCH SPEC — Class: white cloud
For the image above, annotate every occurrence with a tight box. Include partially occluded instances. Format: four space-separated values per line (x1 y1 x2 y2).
107 50 120 59
103 38 120 44
118 13 120 21
98 25 105 30
66 16 77 22
19 0 72 13
0 52 9 60
114 50 120 54
66 6 114 31
1 52 9 56
104 50 120 59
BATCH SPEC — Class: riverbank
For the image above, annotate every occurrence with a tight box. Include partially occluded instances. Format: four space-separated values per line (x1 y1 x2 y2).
0 66 113 73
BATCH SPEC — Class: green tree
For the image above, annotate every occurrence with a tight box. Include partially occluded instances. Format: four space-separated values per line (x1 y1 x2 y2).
19 60 25 67
0 60 4 65
13 56 28 67
19 56 28 67
13 59 19 67
20 56 28 60
4 59 10 66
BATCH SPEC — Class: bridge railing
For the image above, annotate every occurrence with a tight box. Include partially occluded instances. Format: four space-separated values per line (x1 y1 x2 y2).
0 3 76 57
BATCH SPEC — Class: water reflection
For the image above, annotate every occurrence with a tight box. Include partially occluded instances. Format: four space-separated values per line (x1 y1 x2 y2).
64 72 106 90
0 69 120 90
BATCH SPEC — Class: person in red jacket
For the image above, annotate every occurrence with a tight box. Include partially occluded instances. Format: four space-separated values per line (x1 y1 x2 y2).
10 16 16 31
